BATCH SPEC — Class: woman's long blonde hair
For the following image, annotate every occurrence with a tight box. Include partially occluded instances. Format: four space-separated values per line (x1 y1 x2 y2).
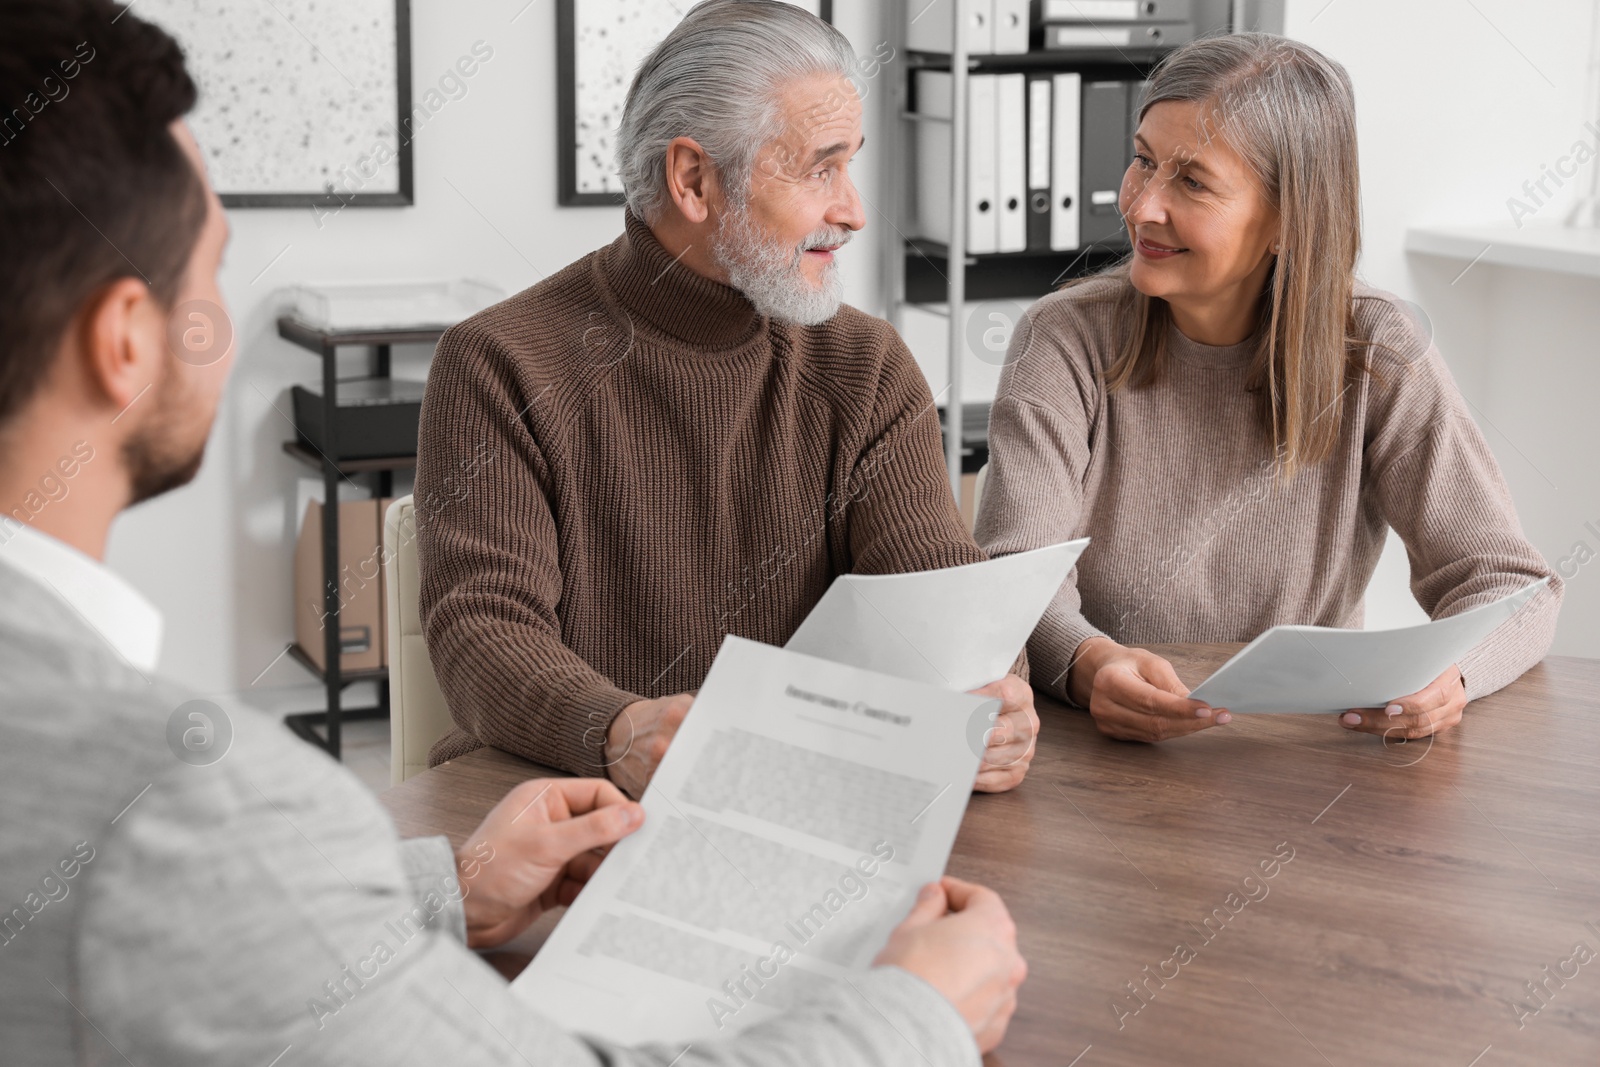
1068 33 1369 475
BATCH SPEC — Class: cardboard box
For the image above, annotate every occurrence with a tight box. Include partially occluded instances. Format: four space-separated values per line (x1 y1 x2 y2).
294 498 387 673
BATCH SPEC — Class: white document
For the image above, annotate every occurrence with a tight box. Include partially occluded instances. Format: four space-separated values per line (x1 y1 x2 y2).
785 539 1089 691
1187 579 1549 714
996 73 1028 253
510 636 991 1045
1049 72 1082 251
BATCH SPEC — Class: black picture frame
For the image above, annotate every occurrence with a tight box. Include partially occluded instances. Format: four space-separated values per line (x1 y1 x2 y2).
556 0 834 207
217 0 414 210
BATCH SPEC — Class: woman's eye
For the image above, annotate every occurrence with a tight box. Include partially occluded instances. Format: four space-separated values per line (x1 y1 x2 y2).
1133 153 1153 168
1182 175 1204 191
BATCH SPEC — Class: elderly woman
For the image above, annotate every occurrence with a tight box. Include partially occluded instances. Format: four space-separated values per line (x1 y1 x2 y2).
975 33 1561 744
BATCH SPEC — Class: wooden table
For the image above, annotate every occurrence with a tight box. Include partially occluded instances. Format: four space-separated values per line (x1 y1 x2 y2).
380 646 1600 1066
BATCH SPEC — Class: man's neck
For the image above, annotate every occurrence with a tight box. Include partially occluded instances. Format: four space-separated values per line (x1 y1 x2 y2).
648 210 733 287
0 411 124 561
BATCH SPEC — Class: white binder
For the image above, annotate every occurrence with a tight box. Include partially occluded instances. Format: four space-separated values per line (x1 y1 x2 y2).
905 0 994 54
993 0 1031 53
912 70 1001 255
968 73 999 254
996 73 1027 253
1049 72 1082 251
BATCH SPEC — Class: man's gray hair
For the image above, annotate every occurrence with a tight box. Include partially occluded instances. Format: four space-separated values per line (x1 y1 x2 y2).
616 0 857 223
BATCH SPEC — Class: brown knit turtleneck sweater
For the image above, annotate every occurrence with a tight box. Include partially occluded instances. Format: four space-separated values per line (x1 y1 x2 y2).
416 211 1001 773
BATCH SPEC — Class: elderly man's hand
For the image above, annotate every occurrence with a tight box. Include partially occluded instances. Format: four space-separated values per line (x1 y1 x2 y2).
605 693 694 799
456 778 643 949
970 673 1038 792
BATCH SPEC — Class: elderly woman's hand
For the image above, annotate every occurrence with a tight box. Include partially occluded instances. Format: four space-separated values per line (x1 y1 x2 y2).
1339 664 1466 740
1068 637 1230 742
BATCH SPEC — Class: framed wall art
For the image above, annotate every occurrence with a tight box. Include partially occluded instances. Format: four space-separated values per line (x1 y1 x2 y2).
139 0 414 209
557 0 834 207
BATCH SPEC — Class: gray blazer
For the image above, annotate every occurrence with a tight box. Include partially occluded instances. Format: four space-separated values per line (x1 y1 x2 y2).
0 560 978 1066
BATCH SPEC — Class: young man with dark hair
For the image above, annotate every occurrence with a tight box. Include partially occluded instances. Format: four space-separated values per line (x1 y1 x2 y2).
0 3 1026 1064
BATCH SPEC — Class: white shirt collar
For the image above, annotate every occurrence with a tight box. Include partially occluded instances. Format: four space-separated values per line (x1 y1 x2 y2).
0 523 163 673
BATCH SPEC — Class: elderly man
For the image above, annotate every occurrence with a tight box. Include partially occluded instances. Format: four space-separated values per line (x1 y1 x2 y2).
417 0 1037 798
0 1 1024 1064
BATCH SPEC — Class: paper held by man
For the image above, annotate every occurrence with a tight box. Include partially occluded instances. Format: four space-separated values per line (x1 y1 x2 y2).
509 636 997 1043
510 544 1083 1043
785 538 1092 690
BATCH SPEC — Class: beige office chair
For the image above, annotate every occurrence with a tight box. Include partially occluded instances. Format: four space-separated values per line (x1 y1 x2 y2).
384 496 453 783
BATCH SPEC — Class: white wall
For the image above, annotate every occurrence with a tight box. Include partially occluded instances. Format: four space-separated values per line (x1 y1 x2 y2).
901 0 1600 651
1284 0 1600 653
107 0 1595 709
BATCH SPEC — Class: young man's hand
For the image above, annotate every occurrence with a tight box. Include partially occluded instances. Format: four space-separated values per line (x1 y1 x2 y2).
873 877 1027 1053
456 778 643 948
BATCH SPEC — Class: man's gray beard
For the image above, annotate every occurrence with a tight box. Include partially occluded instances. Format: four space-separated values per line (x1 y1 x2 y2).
711 201 847 326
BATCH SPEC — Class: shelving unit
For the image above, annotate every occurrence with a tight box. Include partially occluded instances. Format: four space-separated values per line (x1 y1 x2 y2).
1406 222 1600 280
276 316 443 760
878 0 1261 500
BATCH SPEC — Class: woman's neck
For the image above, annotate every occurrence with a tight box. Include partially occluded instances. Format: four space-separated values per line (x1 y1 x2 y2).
1166 294 1259 346
1163 253 1276 346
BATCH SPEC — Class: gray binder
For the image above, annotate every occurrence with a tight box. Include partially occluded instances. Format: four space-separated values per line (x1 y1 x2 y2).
1080 80 1130 246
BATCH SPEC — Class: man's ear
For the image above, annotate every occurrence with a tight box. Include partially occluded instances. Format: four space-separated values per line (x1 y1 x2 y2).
663 136 718 225
79 277 166 415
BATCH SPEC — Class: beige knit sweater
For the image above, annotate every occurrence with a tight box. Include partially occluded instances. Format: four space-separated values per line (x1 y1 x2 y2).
975 275 1562 704
415 211 1004 773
